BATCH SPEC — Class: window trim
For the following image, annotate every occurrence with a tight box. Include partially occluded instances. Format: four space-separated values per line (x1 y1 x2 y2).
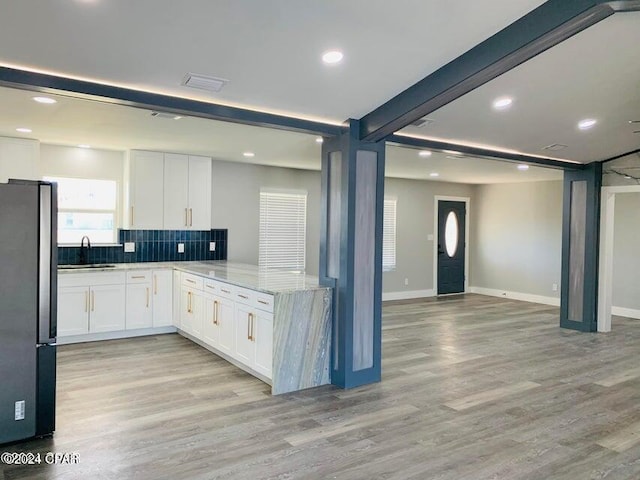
44 175 120 245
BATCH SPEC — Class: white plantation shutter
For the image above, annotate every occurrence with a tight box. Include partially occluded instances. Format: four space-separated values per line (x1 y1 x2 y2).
383 198 397 272
259 190 307 272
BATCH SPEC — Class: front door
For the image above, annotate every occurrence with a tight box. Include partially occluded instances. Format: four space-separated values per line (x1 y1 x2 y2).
437 200 466 295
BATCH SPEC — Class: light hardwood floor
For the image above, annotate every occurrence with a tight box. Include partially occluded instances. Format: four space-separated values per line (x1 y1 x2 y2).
3 294 640 479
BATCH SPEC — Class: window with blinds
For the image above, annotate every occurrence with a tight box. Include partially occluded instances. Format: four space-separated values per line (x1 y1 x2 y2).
259 190 307 272
383 198 397 272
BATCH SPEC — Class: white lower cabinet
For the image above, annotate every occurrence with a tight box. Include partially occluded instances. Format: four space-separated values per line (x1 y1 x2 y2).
217 296 235 356
58 272 126 336
234 303 255 366
152 270 173 327
90 285 126 333
58 286 90 336
126 283 152 329
254 309 273 378
180 286 204 337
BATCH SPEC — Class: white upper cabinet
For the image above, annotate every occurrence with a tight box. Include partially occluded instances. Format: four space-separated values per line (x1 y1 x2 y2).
0 137 39 183
164 153 211 230
129 150 164 229
187 155 212 230
128 150 211 230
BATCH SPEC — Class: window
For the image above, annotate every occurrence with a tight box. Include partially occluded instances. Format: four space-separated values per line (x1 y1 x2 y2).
383 198 397 272
44 177 117 244
259 190 307 272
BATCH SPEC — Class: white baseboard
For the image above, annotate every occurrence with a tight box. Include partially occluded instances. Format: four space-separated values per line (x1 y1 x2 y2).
382 289 435 301
57 326 178 345
468 286 560 307
612 306 640 320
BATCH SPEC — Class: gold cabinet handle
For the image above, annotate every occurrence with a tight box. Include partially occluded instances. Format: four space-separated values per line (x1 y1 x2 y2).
258 300 269 305
186 279 196 285
85 290 89 313
188 291 192 313
146 287 150 308
154 275 158 295
221 288 231 294
238 294 249 300
189 208 193 227
215 300 220 325
247 312 251 340
251 313 255 342
91 291 95 312
213 300 218 325
131 206 134 226
131 275 146 279
185 208 188 227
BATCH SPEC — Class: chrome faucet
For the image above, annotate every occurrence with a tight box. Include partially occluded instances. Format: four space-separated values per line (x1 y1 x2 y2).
79 236 91 264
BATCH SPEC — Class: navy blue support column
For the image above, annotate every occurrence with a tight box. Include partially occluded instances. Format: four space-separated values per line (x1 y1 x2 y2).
560 162 602 332
319 119 385 388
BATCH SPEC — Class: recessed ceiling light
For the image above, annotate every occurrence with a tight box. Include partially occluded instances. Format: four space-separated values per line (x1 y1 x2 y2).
33 96 57 104
442 150 462 155
173 116 182 120
182 73 228 93
429 172 440 177
517 164 530 171
243 152 255 158
16 127 32 133
542 143 568 151
578 118 597 130
418 150 432 157
315 137 324 144
492 97 513 110
322 50 344 64
78 144 91 149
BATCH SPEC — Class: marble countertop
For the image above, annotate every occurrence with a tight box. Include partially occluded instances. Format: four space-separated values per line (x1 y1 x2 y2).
58 260 329 294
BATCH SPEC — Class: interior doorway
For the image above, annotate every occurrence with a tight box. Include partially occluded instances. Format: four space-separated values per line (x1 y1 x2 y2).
434 196 470 295
598 185 640 332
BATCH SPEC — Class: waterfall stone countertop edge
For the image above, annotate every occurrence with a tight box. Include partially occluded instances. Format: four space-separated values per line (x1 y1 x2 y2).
57 260 329 294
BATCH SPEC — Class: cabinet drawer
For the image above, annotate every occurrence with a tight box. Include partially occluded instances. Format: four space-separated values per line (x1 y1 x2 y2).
234 287 255 305
254 293 274 313
216 282 235 299
59 271 126 287
126 270 152 284
182 272 203 290
203 278 219 294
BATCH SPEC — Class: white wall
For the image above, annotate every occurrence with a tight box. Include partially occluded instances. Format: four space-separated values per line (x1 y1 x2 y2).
211 160 321 275
612 192 640 312
470 181 563 303
383 177 474 296
39 144 126 239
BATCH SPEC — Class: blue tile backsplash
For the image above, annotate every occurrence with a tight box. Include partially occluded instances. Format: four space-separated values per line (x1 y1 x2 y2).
58 229 227 265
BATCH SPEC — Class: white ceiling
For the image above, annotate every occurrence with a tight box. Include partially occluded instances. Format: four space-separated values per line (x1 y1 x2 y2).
399 12 640 164
0 0 546 123
0 85 562 184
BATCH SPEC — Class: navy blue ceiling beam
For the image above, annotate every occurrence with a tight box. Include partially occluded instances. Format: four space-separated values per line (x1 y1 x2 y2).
388 134 585 170
359 0 640 143
0 66 344 137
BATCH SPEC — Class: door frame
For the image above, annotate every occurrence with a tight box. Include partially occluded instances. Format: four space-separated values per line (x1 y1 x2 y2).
433 196 470 296
598 185 640 332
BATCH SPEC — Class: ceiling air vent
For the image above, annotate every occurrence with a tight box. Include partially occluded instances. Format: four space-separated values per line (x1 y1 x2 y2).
543 143 568 151
182 73 228 93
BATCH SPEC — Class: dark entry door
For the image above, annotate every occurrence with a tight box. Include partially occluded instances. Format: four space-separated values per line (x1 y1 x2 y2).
437 200 466 295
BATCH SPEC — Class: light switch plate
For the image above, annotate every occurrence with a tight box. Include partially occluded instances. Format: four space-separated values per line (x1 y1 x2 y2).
124 242 135 253
209 242 216 252
178 243 185 253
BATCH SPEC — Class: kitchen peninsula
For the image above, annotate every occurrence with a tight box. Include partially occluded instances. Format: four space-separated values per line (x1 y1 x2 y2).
58 261 332 394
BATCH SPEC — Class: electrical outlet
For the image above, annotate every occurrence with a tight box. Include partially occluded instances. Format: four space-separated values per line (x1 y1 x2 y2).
552 283 558 292
209 242 216 252
404 278 409 286
124 242 135 253
15 400 25 421
177 243 185 253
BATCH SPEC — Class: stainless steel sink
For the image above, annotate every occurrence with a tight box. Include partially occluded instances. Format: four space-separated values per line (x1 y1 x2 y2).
58 264 117 270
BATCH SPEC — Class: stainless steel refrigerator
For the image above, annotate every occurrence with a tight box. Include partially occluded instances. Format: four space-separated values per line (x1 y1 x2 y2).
0 179 57 444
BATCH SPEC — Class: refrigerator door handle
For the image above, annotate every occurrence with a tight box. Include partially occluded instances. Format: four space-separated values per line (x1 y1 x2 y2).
37 182 57 344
